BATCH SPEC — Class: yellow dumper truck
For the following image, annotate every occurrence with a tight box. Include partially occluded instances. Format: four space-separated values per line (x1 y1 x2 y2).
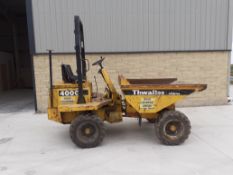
48 16 207 148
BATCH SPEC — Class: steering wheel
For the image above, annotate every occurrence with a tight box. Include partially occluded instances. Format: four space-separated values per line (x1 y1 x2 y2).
92 57 105 67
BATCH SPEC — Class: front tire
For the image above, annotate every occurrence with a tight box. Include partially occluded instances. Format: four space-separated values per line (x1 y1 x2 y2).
155 110 191 145
70 114 105 148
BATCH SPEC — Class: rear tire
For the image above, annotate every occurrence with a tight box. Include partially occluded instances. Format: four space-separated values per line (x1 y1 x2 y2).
70 114 105 148
155 110 191 145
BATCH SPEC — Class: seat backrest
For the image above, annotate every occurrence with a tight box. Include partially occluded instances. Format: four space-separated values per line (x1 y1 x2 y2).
61 64 77 83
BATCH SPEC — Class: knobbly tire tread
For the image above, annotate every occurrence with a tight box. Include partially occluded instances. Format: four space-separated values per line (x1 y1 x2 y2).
154 109 168 128
70 114 105 148
155 110 191 145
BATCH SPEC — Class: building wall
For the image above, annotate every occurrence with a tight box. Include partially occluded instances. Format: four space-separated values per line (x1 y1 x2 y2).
34 51 229 112
28 0 232 53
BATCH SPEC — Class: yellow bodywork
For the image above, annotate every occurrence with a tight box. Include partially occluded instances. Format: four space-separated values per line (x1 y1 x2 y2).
48 79 114 123
48 69 122 124
120 76 184 116
58 99 112 112
50 81 92 107
125 95 183 116
48 67 206 124
119 75 206 119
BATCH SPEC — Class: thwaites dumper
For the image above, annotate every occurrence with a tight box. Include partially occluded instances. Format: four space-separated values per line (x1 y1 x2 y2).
48 16 207 148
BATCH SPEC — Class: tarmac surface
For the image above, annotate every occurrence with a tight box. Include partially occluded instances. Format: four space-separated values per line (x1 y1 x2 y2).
0 88 233 175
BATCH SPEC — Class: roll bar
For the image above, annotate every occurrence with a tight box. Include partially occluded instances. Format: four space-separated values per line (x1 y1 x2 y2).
74 16 86 104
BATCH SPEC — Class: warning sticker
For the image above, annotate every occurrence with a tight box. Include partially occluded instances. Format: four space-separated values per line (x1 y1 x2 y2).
140 98 155 110
60 96 75 104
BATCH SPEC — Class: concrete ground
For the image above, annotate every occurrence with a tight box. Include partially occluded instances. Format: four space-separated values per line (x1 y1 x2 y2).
0 88 233 175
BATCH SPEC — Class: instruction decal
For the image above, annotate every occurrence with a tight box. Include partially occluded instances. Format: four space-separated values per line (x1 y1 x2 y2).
140 98 155 109
60 96 75 104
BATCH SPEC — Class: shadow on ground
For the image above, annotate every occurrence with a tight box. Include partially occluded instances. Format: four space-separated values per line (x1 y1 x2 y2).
0 89 34 113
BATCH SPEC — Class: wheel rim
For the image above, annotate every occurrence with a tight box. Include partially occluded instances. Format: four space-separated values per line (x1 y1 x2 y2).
76 122 99 144
163 119 184 140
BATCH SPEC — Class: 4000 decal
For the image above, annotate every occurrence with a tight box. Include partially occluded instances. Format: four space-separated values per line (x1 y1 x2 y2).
59 90 88 96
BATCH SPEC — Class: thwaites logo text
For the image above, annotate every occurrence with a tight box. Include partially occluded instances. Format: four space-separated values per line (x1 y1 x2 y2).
123 90 194 96
133 90 165 95
59 90 88 96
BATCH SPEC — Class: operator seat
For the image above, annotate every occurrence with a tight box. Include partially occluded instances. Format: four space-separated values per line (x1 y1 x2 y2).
61 64 78 83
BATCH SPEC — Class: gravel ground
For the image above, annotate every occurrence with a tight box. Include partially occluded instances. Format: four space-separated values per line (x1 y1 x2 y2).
0 88 233 175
